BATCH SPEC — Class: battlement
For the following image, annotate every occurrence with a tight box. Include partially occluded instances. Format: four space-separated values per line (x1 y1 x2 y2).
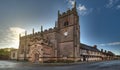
43 27 56 34
58 2 77 18
59 8 77 18
20 26 57 39
58 8 77 18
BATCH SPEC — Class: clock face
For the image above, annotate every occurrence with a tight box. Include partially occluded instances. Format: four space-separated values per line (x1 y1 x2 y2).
64 32 68 36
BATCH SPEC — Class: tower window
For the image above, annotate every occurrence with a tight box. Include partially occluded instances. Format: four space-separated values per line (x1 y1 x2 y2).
64 21 69 26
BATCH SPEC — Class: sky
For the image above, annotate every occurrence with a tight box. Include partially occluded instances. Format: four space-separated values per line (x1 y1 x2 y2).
0 0 120 55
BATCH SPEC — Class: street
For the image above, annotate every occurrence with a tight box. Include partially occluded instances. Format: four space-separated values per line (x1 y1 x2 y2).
0 60 120 70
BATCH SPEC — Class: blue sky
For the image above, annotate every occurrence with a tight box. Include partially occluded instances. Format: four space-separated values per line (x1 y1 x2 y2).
0 0 120 55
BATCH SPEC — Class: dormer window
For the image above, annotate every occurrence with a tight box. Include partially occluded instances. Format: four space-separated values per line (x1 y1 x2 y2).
64 21 69 26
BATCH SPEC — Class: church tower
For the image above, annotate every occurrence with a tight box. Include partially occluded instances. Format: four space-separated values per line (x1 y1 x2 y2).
57 2 80 61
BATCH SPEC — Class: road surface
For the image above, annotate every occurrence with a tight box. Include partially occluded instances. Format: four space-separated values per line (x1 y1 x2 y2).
0 60 120 70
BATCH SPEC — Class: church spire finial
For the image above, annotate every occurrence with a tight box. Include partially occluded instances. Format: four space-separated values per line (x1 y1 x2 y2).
58 10 60 17
55 21 58 27
25 31 27 36
74 1 76 9
41 26 43 32
19 33 21 38
32 28 34 35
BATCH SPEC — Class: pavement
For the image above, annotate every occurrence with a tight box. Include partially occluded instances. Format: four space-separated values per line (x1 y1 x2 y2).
0 60 120 70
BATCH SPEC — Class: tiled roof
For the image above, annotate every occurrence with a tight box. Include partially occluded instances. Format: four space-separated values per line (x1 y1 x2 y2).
107 51 115 56
80 43 100 52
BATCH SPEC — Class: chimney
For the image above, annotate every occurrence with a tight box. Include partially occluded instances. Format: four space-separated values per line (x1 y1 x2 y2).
93 45 97 48
101 49 103 52
105 50 107 53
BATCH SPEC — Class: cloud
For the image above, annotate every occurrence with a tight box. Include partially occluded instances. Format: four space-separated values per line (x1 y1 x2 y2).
98 42 120 46
66 0 93 16
9 27 25 36
116 5 120 9
0 27 25 48
9 27 25 43
67 0 75 8
77 4 87 11
77 4 93 16
106 0 119 8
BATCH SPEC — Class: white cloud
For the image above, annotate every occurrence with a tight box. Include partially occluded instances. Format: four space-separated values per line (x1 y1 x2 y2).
0 27 25 48
116 5 120 9
66 0 93 16
67 0 75 8
77 4 87 11
9 27 25 36
107 0 114 8
9 27 25 48
106 0 119 8
77 4 93 16
98 42 120 46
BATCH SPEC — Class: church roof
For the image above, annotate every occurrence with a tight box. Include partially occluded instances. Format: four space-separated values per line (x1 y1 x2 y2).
80 43 100 52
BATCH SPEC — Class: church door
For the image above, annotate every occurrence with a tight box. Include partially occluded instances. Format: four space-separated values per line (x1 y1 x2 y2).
34 53 39 63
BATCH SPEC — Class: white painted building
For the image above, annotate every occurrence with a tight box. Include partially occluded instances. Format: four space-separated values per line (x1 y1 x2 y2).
80 44 102 61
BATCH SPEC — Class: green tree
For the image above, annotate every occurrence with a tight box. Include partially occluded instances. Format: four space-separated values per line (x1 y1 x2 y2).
0 48 14 60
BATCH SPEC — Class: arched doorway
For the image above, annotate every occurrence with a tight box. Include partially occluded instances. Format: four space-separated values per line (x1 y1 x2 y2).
83 55 86 61
34 53 39 63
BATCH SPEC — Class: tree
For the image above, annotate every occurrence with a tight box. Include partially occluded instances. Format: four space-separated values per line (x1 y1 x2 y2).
0 48 14 60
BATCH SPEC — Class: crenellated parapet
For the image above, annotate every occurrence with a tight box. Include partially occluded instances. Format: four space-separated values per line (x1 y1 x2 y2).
58 9 77 18
20 26 57 39
43 27 56 34
58 2 77 18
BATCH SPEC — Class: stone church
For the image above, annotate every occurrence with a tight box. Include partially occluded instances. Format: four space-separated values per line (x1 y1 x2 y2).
18 2 80 62
16 2 115 63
